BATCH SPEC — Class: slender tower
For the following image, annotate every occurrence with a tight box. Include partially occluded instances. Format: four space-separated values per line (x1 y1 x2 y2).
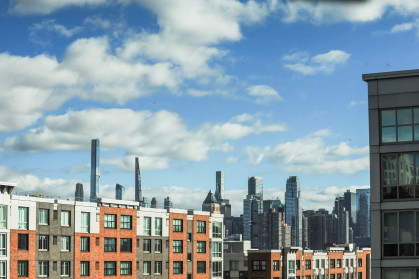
75 183 84 201
135 157 143 205
90 139 100 201
115 184 125 200
215 171 224 201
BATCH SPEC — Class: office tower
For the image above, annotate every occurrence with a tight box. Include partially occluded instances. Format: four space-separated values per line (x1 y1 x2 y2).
243 194 262 244
263 198 283 213
363 69 419 277
356 188 371 247
326 214 338 245
285 176 302 247
248 176 263 200
135 157 144 205
90 139 100 201
75 183 84 201
202 190 221 214
258 206 291 250
344 189 357 241
115 184 125 200
307 210 328 250
164 196 173 209
151 197 157 208
215 171 224 201
302 210 315 248
231 215 243 235
334 196 350 244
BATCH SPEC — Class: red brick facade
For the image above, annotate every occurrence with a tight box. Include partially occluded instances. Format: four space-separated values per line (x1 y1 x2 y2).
356 250 370 279
248 250 282 279
9 230 36 279
328 250 344 278
193 215 210 279
169 213 188 278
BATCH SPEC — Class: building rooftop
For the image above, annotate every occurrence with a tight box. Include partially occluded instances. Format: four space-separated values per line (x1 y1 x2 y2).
362 68 419 81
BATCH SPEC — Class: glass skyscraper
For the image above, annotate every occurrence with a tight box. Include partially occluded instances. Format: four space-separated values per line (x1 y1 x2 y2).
285 176 302 247
90 139 100 201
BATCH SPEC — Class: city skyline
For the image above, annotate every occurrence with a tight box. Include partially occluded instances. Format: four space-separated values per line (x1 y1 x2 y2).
1 0 418 215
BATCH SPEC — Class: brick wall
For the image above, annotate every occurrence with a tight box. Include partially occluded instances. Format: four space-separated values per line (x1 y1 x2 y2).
192 215 210 279
169 213 188 279
10 230 36 279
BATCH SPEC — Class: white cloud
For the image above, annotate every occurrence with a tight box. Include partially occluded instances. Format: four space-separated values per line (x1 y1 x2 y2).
9 0 108 15
349 100 366 107
30 19 82 37
389 19 419 36
283 50 350 75
247 85 282 104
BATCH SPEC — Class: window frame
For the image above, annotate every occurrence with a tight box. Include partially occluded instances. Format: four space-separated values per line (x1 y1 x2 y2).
61 261 70 276
173 219 183 232
273 260 280 271
120 261 132 275
104 238 116 252
120 238 132 253
104 261 116 276
155 261 162 275
61 210 70 226
38 235 49 251
197 261 206 274
60 236 70 251
173 261 183 274
18 260 28 277
18 234 29 250
104 214 116 229
212 261 222 277
154 239 162 253
38 261 49 277
197 241 206 253
173 240 183 253
380 107 419 144
80 237 90 252
197 221 206 233
143 239 151 253
155 217 162 236
81 212 90 233
18 207 28 230
38 209 49 225
212 242 221 257
80 261 89 276
0 234 6 256
120 215 132 230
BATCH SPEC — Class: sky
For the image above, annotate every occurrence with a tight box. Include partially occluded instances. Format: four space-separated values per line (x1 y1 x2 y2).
1 0 419 216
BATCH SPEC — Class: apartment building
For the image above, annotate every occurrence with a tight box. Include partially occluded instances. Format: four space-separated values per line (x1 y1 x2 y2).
0 181 223 279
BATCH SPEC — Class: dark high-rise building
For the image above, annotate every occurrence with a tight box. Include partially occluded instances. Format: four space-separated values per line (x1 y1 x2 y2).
115 183 125 200
243 176 263 246
75 183 84 201
285 176 302 247
215 171 224 201
90 139 100 202
344 189 357 242
334 196 349 244
164 196 173 209
355 188 370 247
257 207 291 250
307 209 329 250
135 157 144 205
151 197 157 208
248 176 263 200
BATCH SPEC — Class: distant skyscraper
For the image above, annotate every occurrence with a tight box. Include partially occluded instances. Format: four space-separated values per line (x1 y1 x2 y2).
243 176 263 247
334 196 350 244
215 171 224 201
285 176 302 247
135 157 143 204
248 176 263 200
90 139 100 202
164 196 173 209
356 188 370 247
151 197 157 208
344 189 357 241
115 184 125 200
75 183 84 201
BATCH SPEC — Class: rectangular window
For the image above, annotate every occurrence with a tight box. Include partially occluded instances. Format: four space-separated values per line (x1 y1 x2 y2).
144 217 151 235
154 239 162 252
80 237 90 252
0 261 6 279
143 261 151 275
358 259 362 267
173 219 183 232
18 261 28 277
0 206 5 228
337 274 341 279
155 217 162 236
273 260 280 271
143 239 151 252
18 234 28 250
322 259 325 268
120 261 132 275
197 221 206 233
212 221 222 238
357 272 362 279
0 234 6 256
80 261 89 276
288 260 295 274
38 261 49 277
104 261 116 276
213 261 222 277
212 242 221 257
336 259 341 268
120 238 132 252
252 260 266 271
39 235 49 251
197 261 206 273
330 259 335 268
120 215 132 229
316 259 319 269
81 212 90 233
18 207 28 229
104 214 116 228
155 261 162 274
381 108 419 143
39 209 48 225
230 260 239 271
173 261 183 274
330 275 335 279
197 241 206 253
61 236 70 251
306 260 311 269
61 211 70 226
296 260 300 270
104 238 116 252
173 240 183 253
61 261 70 276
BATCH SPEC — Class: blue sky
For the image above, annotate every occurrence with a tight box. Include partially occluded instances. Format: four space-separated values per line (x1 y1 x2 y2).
1 0 419 215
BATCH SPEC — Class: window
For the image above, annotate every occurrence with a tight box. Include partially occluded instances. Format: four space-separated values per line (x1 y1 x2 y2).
197 221 206 233
296 260 300 270
120 261 132 275
330 275 335 279
18 261 28 277
18 234 28 250
358 259 362 267
39 235 49 251
81 212 90 232
80 261 89 276
154 239 162 252
61 236 70 251
0 261 6 279
143 217 151 235
306 276 312 279
357 272 362 279
345 259 349 267
173 261 183 274
337 274 341 279
61 211 70 226
381 108 419 143
230 260 239 271
173 240 183 253
104 262 116 276
197 261 206 273
212 242 221 257
330 259 335 268
155 217 162 236
0 234 6 256
197 241 206 253
322 259 325 268
273 260 280 271
316 259 320 269
306 260 311 269
252 260 266 271
104 238 116 252
38 261 49 277
0 206 6 228
155 261 162 274
18 207 28 229
61 261 70 276
336 259 341 268
143 261 151 275
39 209 48 225
80 237 90 252
173 219 183 232
213 262 222 277
120 238 132 252
120 215 132 229
143 239 151 252
288 260 295 274
212 222 222 238
104 214 116 228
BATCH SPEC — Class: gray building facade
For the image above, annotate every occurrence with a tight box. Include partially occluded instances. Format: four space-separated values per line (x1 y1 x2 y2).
285 176 302 247
90 139 100 202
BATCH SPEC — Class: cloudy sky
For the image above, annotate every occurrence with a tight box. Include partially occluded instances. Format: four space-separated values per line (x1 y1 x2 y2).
1 0 418 215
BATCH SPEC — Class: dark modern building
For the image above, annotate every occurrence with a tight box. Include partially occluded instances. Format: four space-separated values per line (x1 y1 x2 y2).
75 183 84 201
115 183 125 200
363 69 419 278
90 139 100 201
285 176 302 247
356 188 371 248
135 157 144 204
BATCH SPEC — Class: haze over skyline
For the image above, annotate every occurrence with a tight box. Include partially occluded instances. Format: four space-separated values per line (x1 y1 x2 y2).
1 0 418 215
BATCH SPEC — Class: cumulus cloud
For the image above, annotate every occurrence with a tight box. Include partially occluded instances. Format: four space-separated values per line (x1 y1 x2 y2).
9 0 108 15
349 100 366 107
247 85 282 104
389 19 419 36
30 19 82 37
245 129 369 174
283 50 350 75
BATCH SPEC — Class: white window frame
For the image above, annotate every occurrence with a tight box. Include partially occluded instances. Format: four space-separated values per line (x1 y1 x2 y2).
155 217 162 236
38 261 49 277
39 209 48 225
155 261 162 275
80 261 89 276
143 261 151 275
81 212 90 233
39 235 49 251
0 234 6 256
144 217 151 235
61 236 70 251
0 261 6 279
18 207 28 229
61 211 70 226
61 261 70 276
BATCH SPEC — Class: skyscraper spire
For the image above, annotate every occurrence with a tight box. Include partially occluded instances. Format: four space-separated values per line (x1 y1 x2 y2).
90 139 100 202
135 157 143 205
